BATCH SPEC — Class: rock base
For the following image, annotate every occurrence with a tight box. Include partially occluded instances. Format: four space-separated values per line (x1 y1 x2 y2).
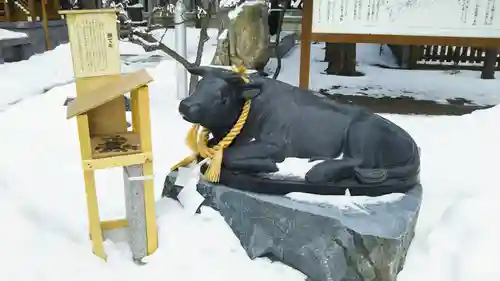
163 171 422 281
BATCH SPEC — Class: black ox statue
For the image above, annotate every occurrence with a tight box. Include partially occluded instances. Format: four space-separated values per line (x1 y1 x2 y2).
178 66 420 195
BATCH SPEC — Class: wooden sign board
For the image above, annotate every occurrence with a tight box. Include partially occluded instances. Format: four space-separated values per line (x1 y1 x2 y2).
299 0 500 88
62 9 121 78
312 0 500 38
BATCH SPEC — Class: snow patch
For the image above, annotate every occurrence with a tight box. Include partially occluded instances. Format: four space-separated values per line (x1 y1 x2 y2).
227 0 265 20
285 192 405 214
0 28 28 39
218 29 228 40
219 0 240 8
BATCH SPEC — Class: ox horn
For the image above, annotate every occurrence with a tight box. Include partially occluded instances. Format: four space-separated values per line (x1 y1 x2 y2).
186 66 211 76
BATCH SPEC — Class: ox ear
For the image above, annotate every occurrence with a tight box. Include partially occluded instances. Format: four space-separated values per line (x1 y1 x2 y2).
240 80 264 100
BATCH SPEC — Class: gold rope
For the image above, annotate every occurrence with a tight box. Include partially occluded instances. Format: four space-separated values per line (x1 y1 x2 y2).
170 65 251 183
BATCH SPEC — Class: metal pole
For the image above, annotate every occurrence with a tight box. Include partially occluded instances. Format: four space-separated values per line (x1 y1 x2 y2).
175 0 188 99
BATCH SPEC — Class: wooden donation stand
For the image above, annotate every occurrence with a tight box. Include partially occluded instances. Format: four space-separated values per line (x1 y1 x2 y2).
60 9 158 261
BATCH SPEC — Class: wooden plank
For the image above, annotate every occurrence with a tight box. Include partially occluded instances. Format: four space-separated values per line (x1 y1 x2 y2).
88 96 128 136
51 0 60 20
28 0 35 21
59 8 118 15
76 114 105 259
41 0 50 50
67 70 153 119
101 219 128 230
4 0 11 21
310 33 500 48
135 86 153 152
131 88 141 134
82 152 152 170
76 114 93 159
83 170 106 260
64 11 120 78
72 75 128 136
299 0 313 89
134 85 157 255
459 46 468 63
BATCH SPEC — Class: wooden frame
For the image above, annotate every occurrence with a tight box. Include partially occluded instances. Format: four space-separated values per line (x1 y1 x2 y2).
299 0 500 89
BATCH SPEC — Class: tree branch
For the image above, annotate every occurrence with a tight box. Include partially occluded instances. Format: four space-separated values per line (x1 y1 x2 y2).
120 1 233 91
131 29 194 69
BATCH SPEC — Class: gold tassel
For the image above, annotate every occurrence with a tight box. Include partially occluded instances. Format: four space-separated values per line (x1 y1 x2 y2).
185 124 200 152
170 124 200 171
171 66 251 180
170 154 198 172
204 148 224 183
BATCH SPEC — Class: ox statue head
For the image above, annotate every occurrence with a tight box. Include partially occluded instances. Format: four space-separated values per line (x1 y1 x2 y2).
179 66 263 130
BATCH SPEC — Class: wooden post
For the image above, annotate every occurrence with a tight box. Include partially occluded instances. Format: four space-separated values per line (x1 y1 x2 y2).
28 0 35 21
41 0 50 50
4 0 12 21
299 0 312 89
481 48 498 79
52 0 61 19
77 114 106 259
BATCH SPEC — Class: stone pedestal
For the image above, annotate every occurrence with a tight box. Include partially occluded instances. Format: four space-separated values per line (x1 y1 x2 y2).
0 20 68 62
163 171 422 281
0 36 32 63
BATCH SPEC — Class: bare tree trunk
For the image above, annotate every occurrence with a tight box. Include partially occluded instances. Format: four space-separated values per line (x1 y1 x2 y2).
325 43 358 76
324 43 335 62
79 0 97 9
481 48 498 79
128 2 232 73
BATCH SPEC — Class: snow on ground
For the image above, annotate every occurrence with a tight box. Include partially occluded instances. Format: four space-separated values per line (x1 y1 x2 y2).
0 27 499 281
266 42 500 106
0 41 145 111
0 27 220 111
0 28 28 39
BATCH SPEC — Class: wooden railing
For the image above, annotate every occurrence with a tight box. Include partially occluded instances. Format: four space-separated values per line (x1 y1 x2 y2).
409 45 500 71
389 45 500 71
1 0 61 22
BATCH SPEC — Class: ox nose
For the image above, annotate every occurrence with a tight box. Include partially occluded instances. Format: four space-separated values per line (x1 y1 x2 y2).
179 100 201 123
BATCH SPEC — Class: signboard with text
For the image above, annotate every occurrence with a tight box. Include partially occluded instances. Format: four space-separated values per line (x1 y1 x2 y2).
312 0 500 38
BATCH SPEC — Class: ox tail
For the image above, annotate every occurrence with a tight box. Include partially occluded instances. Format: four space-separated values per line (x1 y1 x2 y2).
354 147 421 185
